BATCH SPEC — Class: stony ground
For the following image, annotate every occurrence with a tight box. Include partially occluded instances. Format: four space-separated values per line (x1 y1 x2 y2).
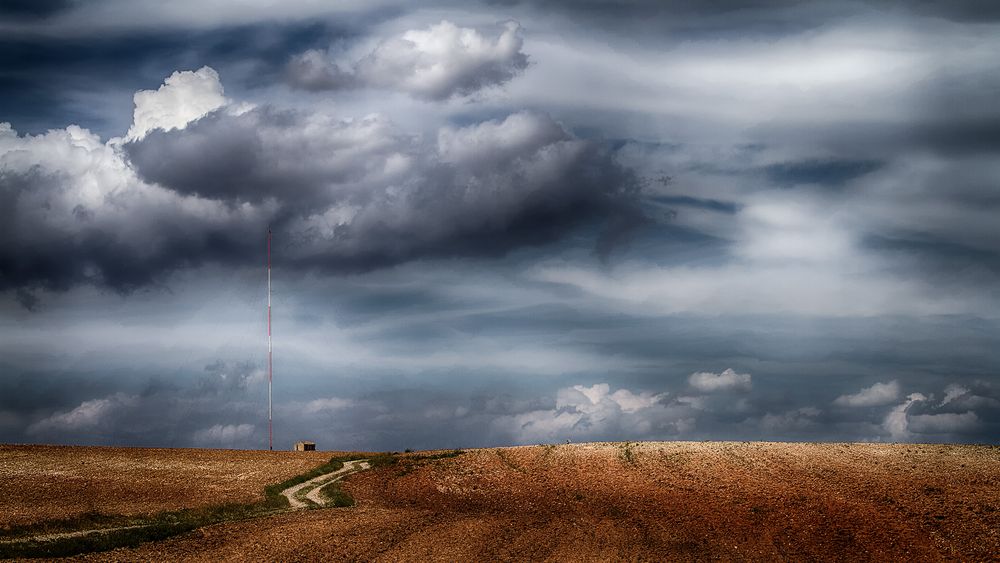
57 441 1000 562
0 444 330 528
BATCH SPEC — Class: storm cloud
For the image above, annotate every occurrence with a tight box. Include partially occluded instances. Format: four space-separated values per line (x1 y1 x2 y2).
2 66 640 292
2 0 999 449
0 0 73 20
126 103 640 272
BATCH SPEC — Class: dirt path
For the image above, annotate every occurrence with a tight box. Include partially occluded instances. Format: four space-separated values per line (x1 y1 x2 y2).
284 460 370 509
0 459 370 546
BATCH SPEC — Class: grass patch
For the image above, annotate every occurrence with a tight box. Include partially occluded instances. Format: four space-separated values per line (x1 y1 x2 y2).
370 449 464 469
0 453 367 559
368 452 401 469
618 442 636 465
417 449 465 461
318 481 355 508
369 449 465 476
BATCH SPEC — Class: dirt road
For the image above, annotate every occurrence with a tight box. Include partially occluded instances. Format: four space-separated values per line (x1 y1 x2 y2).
283 460 370 509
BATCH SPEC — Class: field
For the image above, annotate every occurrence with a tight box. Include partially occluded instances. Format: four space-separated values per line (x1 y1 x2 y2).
3 442 998 561
0 444 330 528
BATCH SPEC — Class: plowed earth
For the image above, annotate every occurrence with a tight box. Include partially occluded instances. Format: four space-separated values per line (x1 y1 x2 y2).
0 444 330 528
66 442 998 562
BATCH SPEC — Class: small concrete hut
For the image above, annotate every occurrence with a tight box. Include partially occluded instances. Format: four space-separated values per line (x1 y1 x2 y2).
294 441 316 451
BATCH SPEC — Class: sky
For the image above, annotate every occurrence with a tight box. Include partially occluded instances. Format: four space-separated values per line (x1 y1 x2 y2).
1 0 999 451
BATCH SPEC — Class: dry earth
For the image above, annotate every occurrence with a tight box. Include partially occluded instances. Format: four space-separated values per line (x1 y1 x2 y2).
0 444 330 528
55 441 1000 562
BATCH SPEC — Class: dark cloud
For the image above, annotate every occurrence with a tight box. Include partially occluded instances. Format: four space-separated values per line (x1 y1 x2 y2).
0 369 120 416
487 0 845 28
286 51 357 92
488 0 1000 25
0 0 73 20
755 117 1000 164
2 105 641 293
907 119 1000 157
0 164 259 292
4 0 1000 450
764 159 884 187
125 110 275 203
124 108 642 277
650 195 740 214
902 0 1000 21
865 235 1000 276
14 288 38 311
20 382 264 449
796 119 1000 159
0 41 644 296
491 0 845 18
198 360 263 395
486 0 973 47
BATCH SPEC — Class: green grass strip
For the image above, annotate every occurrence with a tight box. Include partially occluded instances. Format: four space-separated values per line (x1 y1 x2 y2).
317 480 355 508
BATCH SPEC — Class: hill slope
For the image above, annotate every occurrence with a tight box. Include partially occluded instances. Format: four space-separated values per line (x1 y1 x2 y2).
0 444 330 528
71 441 999 561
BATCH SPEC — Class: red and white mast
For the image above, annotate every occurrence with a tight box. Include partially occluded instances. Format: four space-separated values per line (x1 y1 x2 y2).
267 227 273 451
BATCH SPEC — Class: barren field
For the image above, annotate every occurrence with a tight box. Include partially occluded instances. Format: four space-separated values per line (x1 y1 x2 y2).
0 445 330 528
63 441 1000 562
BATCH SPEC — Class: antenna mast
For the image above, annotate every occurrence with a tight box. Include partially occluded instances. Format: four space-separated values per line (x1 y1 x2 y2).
267 227 273 451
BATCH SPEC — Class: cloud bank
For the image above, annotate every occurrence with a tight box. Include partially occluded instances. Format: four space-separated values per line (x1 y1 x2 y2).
18 367 996 449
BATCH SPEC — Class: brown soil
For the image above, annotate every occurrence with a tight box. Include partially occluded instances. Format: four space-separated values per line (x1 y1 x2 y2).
0 444 330 528
64 441 999 562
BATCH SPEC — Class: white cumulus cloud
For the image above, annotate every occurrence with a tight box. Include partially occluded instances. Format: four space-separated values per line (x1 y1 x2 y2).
125 66 227 141
491 382 687 443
